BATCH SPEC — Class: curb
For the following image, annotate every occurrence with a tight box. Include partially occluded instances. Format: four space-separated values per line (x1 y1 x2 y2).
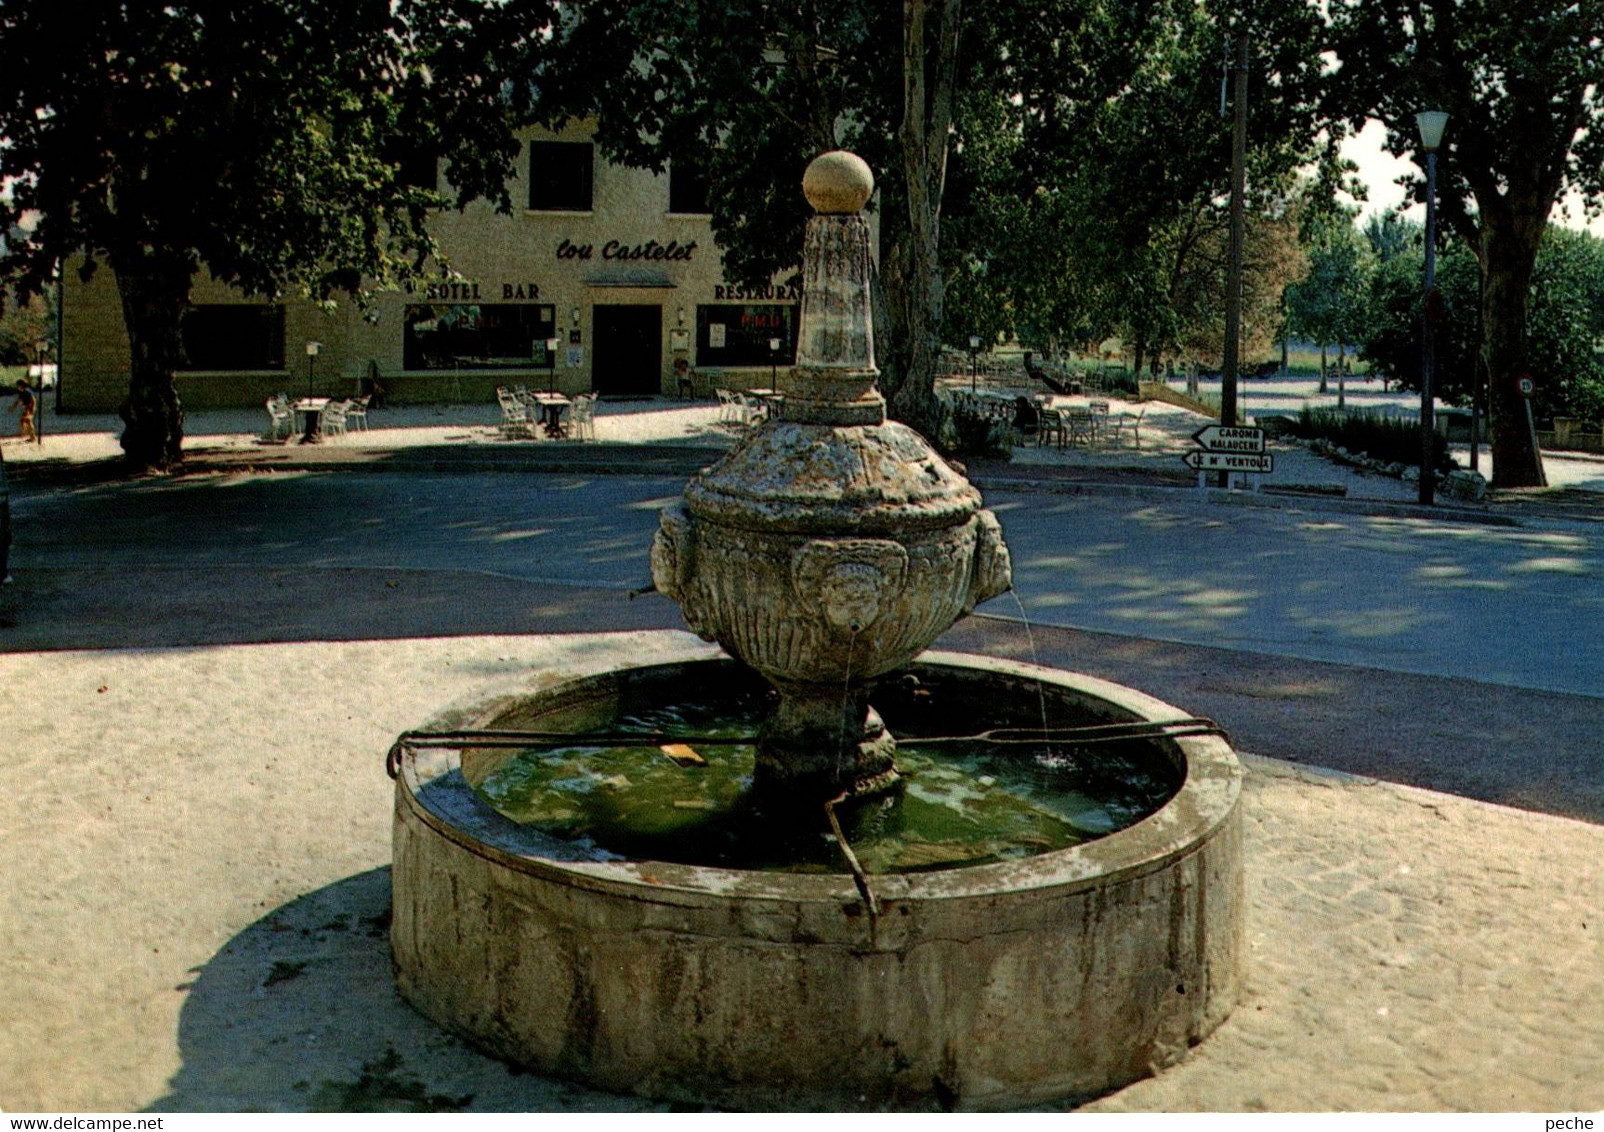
968 470 1521 527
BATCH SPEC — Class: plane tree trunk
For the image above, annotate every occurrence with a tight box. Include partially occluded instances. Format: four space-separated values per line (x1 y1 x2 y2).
112 251 191 472
887 0 962 444
1479 212 1548 487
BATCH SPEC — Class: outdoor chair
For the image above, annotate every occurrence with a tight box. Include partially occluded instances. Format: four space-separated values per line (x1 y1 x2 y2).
1036 407 1066 448
715 388 738 425
1106 408 1144 449
1066 409 1097 448
264 396 296 443
569 392 597 441
345 395 370 431
497 389 536 438
320 399 349 441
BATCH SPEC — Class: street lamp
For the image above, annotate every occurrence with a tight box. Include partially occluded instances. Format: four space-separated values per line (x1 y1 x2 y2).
545 337 560 393
768 336 781 393
969 335 981 393
1416 108 1448 505
304 341 321 399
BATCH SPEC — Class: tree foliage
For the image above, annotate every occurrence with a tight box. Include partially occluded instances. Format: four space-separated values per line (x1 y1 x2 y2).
1361 224 1604 424
1284 206 1369 353
531 0 1332 437
1326 0 1604 485
943 0 1334 381
0 0 542 469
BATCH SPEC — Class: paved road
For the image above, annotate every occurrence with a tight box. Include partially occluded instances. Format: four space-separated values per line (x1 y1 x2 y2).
986 487 1604 697
8 468 1602 698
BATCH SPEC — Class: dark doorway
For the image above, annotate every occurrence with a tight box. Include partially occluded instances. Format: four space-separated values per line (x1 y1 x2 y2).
591 304 662 396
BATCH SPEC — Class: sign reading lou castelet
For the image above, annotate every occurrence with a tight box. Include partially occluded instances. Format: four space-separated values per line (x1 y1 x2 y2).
555 237 698 262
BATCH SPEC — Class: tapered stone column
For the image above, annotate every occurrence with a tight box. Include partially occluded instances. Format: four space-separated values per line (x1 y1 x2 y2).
651 150 1012 803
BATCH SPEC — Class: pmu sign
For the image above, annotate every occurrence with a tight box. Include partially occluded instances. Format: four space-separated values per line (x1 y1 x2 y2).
1182 450 1275 474
1192 425 1266 453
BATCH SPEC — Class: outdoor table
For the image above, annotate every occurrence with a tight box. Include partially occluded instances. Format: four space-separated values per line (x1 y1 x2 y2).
746 387 785 422
291 397 331 443
527 391 572 437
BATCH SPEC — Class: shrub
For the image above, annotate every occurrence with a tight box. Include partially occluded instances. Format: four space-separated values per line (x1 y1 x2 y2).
1101 371 1141 397
1284 407 1452 473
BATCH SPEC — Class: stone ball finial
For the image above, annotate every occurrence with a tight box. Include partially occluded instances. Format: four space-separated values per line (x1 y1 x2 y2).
803 150 874 214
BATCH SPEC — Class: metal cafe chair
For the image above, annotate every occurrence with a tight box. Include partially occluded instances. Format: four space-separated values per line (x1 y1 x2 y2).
496 387 537 439
319 399 349 441
1036 407 1066 448
1066 409 1097 448
264 395 296 443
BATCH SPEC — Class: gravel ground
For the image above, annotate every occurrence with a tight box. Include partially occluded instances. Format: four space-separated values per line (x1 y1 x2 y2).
0 629 1599 1113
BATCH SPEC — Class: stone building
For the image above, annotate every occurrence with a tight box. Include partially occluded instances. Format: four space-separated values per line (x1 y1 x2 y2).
58 122 808 411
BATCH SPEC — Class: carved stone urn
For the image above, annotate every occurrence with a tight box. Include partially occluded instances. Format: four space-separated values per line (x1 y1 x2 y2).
652 150 1011 802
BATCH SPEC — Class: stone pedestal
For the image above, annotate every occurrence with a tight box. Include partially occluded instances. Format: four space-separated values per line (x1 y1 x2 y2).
650 150 1011 802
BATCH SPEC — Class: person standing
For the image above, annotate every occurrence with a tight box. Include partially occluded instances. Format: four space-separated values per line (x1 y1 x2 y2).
10 379 37 443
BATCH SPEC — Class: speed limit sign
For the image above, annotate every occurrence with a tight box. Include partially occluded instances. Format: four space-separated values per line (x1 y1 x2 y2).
1518 374 1535 397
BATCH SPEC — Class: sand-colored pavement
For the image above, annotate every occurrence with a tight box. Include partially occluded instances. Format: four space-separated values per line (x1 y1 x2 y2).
0 629 1600 1112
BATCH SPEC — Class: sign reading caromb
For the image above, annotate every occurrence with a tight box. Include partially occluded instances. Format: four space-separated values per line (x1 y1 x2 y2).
1192 425 1266 453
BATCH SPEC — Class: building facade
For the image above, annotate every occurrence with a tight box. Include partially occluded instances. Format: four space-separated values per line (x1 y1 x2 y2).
59 122 813 411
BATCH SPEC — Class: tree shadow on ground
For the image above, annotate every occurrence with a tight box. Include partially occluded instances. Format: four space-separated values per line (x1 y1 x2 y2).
944 613 1604 825
0 566 684 652
146 867 664 1113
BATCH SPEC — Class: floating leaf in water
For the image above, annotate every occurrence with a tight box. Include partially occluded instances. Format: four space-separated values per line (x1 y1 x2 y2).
661 743 707 767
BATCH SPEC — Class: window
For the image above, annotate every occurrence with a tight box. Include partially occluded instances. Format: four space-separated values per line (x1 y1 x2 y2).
383 136 438 190
669 157 710 214
178 305 285 370
403 304 557 370
528 142 594 211
696 305 797 367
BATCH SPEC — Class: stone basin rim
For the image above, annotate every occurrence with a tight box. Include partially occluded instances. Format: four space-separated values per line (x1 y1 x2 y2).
394 650 1242 911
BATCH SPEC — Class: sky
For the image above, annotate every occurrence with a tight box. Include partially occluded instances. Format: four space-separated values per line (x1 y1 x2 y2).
1337 117 1604 235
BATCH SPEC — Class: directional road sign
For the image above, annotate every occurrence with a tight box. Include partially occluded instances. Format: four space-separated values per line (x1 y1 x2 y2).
1191 425 1265 453
1182 450 1274 474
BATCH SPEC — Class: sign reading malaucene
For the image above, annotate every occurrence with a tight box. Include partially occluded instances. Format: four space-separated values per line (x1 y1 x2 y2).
1182 450 1275 474
1191 425 1266 453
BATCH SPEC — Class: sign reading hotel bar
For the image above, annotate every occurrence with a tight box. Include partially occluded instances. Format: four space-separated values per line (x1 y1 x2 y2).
1182 449 1274 474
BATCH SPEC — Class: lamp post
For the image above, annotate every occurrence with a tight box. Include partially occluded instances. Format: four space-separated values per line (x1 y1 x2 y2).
1416 108 1448 505
545 337 560 393
304 341 321 399
968 335 981 393
768 336 781 393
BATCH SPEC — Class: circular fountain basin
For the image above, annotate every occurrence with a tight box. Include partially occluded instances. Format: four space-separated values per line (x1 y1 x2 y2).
390 652 1243 1110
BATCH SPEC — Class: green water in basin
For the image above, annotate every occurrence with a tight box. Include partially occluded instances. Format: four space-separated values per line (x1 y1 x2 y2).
470 686 1182 875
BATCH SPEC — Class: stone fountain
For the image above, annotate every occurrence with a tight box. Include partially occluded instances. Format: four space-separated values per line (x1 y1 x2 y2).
650 150 1010 805
389 152 1243 1110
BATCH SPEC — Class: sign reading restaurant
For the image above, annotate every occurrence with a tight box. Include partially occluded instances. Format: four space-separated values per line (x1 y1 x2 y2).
713 281 802 301
555 237 698 262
